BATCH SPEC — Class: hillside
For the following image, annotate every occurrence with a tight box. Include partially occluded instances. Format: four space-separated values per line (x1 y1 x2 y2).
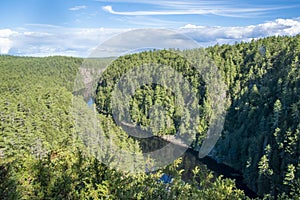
95 35 300 198
1 35 300 199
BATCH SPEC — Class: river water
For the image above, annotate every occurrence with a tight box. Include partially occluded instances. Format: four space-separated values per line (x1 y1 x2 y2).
85 98 259 198
137 136 259 199
183 148 259 198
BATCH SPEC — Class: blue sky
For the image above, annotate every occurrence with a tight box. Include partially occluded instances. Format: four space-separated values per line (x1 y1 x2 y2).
0 0 300 56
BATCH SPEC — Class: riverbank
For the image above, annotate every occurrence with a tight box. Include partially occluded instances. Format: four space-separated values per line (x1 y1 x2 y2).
134 134 260 198
184 148 260 199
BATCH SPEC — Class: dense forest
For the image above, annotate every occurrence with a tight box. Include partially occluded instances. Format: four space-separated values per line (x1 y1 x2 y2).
207 36 300 197
1 35 300 199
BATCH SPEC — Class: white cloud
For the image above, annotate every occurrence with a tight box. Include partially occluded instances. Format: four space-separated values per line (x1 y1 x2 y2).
23 31 52 37
89 29 198 57
9 26 129 57
0 38 13 54
2 18 300 57
102 5 211 15
115 16 186 28
0 29 17 54
69 5 87 11
0 29 17 37
179 18 300 46
102 4 294 18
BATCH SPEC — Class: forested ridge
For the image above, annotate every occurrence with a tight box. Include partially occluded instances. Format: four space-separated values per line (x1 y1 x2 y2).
206 35 300 197
1 35 300 199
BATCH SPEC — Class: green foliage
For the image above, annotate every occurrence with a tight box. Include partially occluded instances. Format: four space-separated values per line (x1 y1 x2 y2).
0 55 245 199
1 35 300 199
209 35 300 197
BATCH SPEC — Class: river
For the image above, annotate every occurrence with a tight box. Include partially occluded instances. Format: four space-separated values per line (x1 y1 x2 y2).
183 148 259 198
85 98 259 198
137 136 259 199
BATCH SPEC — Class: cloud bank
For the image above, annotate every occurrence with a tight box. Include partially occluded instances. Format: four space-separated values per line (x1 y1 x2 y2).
0 18 300 57
1 26 129 57
179 18 300 46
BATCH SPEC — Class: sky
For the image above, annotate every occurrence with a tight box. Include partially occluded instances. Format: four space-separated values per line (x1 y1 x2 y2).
0 0 300 57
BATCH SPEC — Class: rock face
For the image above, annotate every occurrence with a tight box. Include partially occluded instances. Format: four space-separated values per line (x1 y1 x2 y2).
79 68 94 86
75 67 104 101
